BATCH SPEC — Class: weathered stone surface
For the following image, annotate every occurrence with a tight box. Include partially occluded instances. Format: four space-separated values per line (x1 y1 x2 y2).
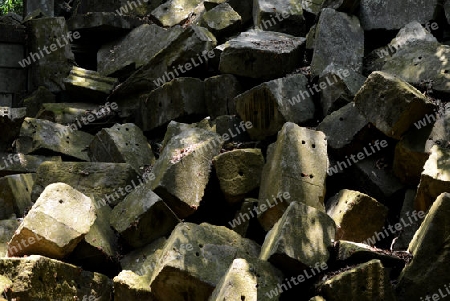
317 103 371 156
302 0 327 14
25 17 74 93
110 185 179 248
16 118 94 161
120 237 167 274
253 0 305 36
0 173 35 219
397 193 450 301
326 189 388 243
0 153 61 177
234 74 315 140
309 297 326 301
359 0 439 30
311 8 364 77
204 74 242 118
414 145 450 212
0 217 19 257
354 71 435 140
0 275 12 301
200 3 241 38
149 222 261 301
31 161 139 207
366 21 438 73
213 148 264 203
63 66 118 102
113 270 156 300
0 107 26 151
382 42 450 94
219 30 305 80
335 240 404 266
348 156 405 202
391 189 424 251
318 259 396 301
0 255 112 300
151 0 205 27
97 24 182 78
140 77 206 131
319 64 366 116
69 204 120 276
257 123 328 231
260 202 335 273
160 119 215 150
89 123 155 175
149 127 223 218
36 102 116 125
110 26 216 106
209 258 283 301
23 86 55 118
8 183 96 259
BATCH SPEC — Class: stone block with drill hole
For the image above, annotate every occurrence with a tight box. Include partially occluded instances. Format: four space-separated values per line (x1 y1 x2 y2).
31 162 139 207
140 77 206 131
0 153 61 178
219 30 305 80
0 173 35 219
209 258 284 301
317 103 372 157
326 189 388 243
257 122 328 231
7 183 96 259
213 149 264 203
0 255 112 300
319 64 366 116
89 123 155 175
200 3 242 39
414 145 450 212
318 259 396 301
15 118 94 161
110 185 179 248
396 193 450 301
354 71 435 140
204 74 242 119
310 8 363 77
149 128 223 219
68 204 120 277
260 202 335 274
253 0 305 36
149 222 261 301
234 74 315 140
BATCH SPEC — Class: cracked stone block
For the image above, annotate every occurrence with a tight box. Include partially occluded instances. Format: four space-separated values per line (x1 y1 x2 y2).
200 3 242 39
0 173 35 219
151 0 206 27
0 153 61 177
204 75 242 119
